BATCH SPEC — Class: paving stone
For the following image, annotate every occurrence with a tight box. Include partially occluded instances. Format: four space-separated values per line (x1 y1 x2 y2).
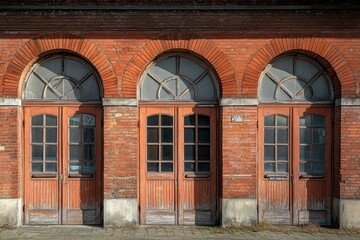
1 226 360 240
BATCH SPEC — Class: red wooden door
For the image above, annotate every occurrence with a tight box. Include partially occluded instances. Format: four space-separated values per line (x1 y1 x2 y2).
24 105 102 225
140 106 218 225
258 106 332 225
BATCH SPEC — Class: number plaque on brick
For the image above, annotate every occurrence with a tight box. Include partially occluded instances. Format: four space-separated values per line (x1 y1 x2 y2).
231 116 243 122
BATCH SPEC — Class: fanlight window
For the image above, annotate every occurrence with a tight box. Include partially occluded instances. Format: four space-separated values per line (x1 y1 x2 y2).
25 55 101 101
259 54 332 102
140 54 218 101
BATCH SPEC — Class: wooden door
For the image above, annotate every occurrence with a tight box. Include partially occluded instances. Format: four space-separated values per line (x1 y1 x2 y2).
258 106 332 225
140 106 218 225
24 106 102 225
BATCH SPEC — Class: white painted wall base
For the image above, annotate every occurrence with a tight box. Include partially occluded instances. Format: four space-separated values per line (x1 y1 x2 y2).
337 198 360 228
0 198 21 227
104 198 137 227
221 198 257 226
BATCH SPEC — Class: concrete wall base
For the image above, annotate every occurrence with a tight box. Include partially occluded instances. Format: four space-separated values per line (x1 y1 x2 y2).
0 198 21 227
104 198 137 227
337 198 360 228
221 198 257 226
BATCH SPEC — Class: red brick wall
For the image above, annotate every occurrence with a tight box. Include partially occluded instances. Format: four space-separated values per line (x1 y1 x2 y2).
0 107 21 198
103 106 138 199
0 9 359 202
339 106 360 199
221 107 257 199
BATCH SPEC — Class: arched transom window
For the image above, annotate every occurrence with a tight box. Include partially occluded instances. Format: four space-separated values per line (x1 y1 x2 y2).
259 54 333 102
140 54 218 102
25 54 101 101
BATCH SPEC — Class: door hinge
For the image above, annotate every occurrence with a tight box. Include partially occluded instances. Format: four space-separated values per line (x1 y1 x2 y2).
23 205 25 212
23 120 25 128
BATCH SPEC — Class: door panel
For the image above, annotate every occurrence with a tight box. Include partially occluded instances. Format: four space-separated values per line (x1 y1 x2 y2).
24 107 60 224
24 106 102 225
140 106 217 225
258 106 332 225
258 107 291 225
62 107 102 225
293 108 332 225
178 108 217 225
140 108 176 225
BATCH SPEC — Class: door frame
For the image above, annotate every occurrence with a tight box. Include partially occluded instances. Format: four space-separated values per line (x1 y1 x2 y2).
257 104 333 225
138 102 219 225
22 102 104 225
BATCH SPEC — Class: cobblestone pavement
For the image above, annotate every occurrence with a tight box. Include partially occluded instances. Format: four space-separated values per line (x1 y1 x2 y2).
1 225 360 240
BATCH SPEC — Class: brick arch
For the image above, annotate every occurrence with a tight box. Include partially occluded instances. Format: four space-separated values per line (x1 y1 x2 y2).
122 33 237 98
242 37 354 98
3 33 118 98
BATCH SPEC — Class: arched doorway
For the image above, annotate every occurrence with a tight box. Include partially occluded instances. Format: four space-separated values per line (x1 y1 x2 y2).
258 54 333 225
23 54 103 225
139 53 219 225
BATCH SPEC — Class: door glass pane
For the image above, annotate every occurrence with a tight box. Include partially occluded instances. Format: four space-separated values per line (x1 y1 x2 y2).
32 128 43 143
84 145 94 161
45 145 57 161
198 163 210 172
69 162 80 172
32 163 43 172
185 145 195 160
161 128 173 143
198 128 210 143
147 128 159 143
198 115 210 126
300 115 311 126
83 162 95 173
313 128 325 144
46 128 57 143
70 145 80 160
198 145 210 160
70 115 81 126
312 145 325 162
147 163 159 172
83 114 95 126
45 163 57 172
264 145 275 161
161 115 173 126
300 145 311 160
265 115 275 126
162 145 173 161
277 115 288 126
147 146 159 160
264 162 275 172
32 145 43 160
185 162 195 172
184 128 195 143
313 163 325 174
300 128 311 144
184 115 195 126
161 163 173 172
46 115 57 126
147 115 159 126
84 128 95 143
277 162 288 173
277 128 288 143
32 115 43 126
277 146 288 161
70 128 81 143
264 128 275 143
313 115 325 127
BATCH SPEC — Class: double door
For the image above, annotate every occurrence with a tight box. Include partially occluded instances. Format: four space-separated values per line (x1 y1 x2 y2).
258 106 332 225
24 106 102 225
140 106 218 225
